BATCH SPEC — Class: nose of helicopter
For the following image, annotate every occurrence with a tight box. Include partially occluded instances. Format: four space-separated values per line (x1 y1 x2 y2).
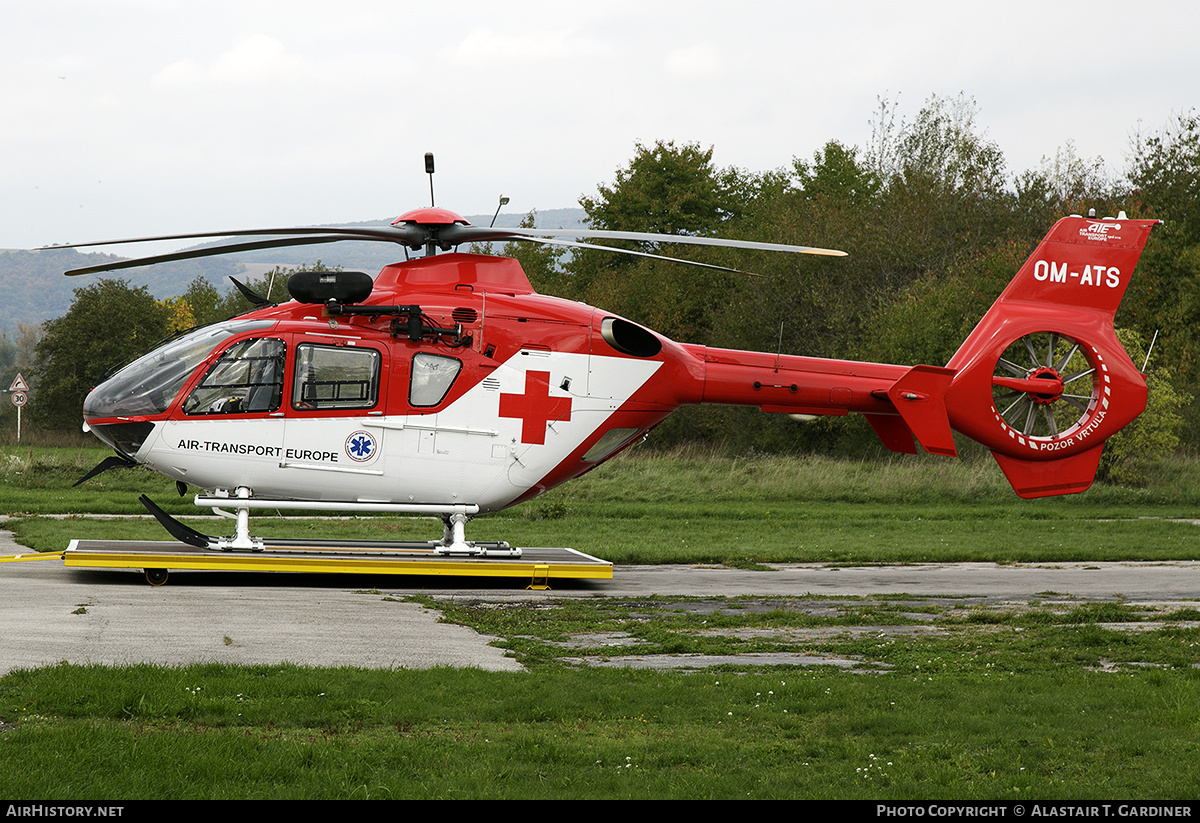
84 417 157 460
79 319 251 458
81 371 158 460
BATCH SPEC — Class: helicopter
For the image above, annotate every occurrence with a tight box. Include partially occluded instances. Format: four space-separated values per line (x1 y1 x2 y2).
48 157 1160 556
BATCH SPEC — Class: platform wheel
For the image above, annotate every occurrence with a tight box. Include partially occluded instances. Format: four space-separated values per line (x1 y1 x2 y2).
144 568 169 586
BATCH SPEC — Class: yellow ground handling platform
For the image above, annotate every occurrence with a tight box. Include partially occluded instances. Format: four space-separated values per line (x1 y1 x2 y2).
55 539 612 588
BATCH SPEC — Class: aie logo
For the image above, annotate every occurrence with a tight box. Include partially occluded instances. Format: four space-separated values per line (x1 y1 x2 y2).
1080 221 1121 241
345 430 377 462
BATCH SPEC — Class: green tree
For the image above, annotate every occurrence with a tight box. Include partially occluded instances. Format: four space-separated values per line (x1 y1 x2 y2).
721 141 886 360
571 140 758 344
1128 111 1200 236
794 140 881 207
580 140 751 236
869 93 1015 283
857 240 1029 367
1120 111 1200 442
181 276 226 328
32 279 171 430
1099 329 1189 484
0 334 15 388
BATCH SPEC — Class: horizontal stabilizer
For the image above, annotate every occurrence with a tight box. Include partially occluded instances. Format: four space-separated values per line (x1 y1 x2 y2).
991 448 1105 499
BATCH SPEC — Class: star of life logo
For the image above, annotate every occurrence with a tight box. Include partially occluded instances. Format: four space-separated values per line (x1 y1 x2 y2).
345 430 377 462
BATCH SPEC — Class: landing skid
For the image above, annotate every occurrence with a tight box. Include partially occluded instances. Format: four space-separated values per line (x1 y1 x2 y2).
139 490 521 558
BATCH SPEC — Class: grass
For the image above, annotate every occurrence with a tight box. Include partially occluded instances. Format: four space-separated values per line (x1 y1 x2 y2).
0 443 189 515
1 596 1198 799
3 443 1200 798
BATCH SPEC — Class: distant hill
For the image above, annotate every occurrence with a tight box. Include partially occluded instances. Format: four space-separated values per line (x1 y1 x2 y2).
0 247 246 335
0 208 585 335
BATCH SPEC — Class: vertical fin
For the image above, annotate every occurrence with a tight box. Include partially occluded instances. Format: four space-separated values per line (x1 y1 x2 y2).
887 365 957 457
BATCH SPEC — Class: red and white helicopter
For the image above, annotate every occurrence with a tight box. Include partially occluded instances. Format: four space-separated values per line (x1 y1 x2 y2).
53 158 1160 556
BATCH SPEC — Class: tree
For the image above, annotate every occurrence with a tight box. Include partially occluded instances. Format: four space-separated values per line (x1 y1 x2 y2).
32 280 171 430
1128 110 1200 236
721 141 888 359
180 276 225 328
794 140 881 207
580 140 751 236
159 296 197 334
0 325 43 437
570 141 758 343
1099 329 1189 485
875 94 1014 276
1120 111 1200 441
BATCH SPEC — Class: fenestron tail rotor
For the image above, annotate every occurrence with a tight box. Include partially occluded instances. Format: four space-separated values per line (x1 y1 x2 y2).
990 332 1098 440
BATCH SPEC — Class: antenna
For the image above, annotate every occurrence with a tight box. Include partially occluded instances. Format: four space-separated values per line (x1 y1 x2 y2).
1142 329 1159 372
774 321 784 372
425 153 436 207
424 152 438 258
489 194 510 228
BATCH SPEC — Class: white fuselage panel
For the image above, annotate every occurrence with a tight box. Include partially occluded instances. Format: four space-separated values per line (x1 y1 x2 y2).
139 351 660 511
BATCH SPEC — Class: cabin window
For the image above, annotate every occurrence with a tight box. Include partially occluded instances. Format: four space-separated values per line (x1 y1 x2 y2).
409 353 461 407
292 343 381 410
183 338 286 415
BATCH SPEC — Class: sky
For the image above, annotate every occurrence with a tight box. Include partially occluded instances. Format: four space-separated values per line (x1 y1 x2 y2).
3 0 1197 257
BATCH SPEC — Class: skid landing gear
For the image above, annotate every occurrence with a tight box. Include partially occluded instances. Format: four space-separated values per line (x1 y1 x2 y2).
438 512 513 557
139 489 522 558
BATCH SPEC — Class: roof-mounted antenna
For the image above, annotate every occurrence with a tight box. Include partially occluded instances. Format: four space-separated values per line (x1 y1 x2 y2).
423 152 439 257
490 194 510 228
425 152 436 207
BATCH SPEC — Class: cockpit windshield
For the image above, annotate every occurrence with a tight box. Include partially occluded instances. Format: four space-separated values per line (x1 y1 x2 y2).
83 319 276 419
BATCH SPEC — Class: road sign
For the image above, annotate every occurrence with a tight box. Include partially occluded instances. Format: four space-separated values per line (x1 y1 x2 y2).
9 373 28 393
11 391 27 407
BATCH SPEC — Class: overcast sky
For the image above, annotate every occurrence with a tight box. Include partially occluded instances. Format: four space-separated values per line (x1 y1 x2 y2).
3 0 1197 256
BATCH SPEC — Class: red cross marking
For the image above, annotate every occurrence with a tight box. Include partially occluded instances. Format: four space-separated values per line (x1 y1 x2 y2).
498 370 572 445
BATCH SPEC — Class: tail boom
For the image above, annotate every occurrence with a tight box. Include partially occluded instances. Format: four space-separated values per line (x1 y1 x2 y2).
671 215 1158 498
682 348 958 457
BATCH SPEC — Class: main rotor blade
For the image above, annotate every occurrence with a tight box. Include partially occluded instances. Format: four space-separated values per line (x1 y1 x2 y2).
62 234 356 276
46 217 846 277
42 224 425 253
520 236 761 276
446 225 848 257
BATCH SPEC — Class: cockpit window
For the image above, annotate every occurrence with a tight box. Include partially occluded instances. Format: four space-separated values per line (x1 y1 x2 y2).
184 338 286 415
291 343 380 410
83 319 275 419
